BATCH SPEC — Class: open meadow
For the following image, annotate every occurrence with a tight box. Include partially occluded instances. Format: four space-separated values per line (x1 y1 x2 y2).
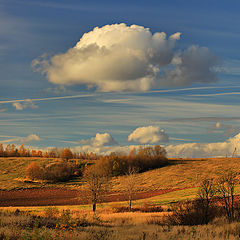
1 157 240 239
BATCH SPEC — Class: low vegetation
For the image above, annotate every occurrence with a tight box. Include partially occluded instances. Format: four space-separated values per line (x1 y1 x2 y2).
26 161 83 182
2 207 240 240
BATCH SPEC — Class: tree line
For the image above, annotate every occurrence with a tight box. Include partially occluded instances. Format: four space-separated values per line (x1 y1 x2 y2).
0 143 98 160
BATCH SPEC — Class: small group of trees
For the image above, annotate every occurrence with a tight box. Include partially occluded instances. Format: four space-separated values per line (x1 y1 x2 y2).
26 161 83 182
96 145 168 177
169 170 239 225
82 165 139 212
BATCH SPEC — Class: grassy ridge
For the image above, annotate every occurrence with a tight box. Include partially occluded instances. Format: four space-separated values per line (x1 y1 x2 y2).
1 157 240 191
111 157 240 192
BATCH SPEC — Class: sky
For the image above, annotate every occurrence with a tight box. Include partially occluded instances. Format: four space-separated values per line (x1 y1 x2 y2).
1 0 240 157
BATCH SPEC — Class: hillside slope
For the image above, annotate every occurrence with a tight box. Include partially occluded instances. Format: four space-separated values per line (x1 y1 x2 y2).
1 157 240 191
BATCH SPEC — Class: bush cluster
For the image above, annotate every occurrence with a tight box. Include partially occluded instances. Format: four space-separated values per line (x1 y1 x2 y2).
165 200 223 226
97 145 169 176
26 161 83 182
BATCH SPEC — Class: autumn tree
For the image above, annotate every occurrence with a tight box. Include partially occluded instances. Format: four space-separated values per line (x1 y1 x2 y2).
43 151 49 158
32 150 37 157
123 167 139 211
37 150 43 157
48 148 59 158
18 144 26 157
0 144 4 157
61 148 73 161
26 162 43 180
83 164 109 212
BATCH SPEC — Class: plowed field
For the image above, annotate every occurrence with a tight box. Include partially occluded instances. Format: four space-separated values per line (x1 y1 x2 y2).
0 188 182 207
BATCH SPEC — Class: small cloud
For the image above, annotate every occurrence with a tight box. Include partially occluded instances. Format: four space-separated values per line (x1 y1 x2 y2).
216 122 221 129
0 106 6 112
79 133 118 147
20 134 40 143
208 122 239 137
12 99 38 111
128 126 169 144
45 85 68 94
13 102 24 110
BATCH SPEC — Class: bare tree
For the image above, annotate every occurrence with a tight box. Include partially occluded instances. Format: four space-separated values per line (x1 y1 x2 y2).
197 177 216 224
216 170 239 222
83 164 109 212
123 167 139 211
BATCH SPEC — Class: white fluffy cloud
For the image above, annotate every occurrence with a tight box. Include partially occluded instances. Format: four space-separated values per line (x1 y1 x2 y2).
79 133 117 147
20 134 40 143
12 99 38 111
128 126 169 144
72 132 240 158
33 23 218 92
166 133 240 158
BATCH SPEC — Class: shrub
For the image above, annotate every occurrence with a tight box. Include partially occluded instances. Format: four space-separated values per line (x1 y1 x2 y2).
26 162 44 180
140 202 163 213
165 200 222 226
43 162 74 182
26 161 84 182
43 207 59 219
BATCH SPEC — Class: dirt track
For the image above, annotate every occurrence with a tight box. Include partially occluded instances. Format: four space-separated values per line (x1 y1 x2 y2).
0 188 181 207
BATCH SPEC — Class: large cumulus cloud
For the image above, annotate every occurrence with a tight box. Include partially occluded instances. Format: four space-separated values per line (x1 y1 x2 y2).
33 23 219 92
128 126 169 144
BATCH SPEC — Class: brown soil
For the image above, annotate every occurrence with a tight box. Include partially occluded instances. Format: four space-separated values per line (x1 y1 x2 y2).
0 187 182 207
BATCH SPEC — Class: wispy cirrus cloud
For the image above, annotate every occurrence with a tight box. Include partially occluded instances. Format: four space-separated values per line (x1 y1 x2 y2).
0 134 40 144
0 94 95 105
165 117 240 123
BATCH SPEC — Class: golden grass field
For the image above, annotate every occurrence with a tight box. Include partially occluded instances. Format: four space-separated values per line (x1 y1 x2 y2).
1 157 240 191
1 157 240 239
1 156 240 209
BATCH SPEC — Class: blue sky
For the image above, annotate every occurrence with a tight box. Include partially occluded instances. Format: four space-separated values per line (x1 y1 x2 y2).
1 0 240 157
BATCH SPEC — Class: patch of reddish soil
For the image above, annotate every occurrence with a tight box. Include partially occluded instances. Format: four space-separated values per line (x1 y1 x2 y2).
0 188 183 207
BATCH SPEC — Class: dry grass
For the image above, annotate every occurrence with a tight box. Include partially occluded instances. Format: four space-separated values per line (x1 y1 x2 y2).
99 211 167 225
1 156 240 191
111 157 240 191
2 208 240 240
